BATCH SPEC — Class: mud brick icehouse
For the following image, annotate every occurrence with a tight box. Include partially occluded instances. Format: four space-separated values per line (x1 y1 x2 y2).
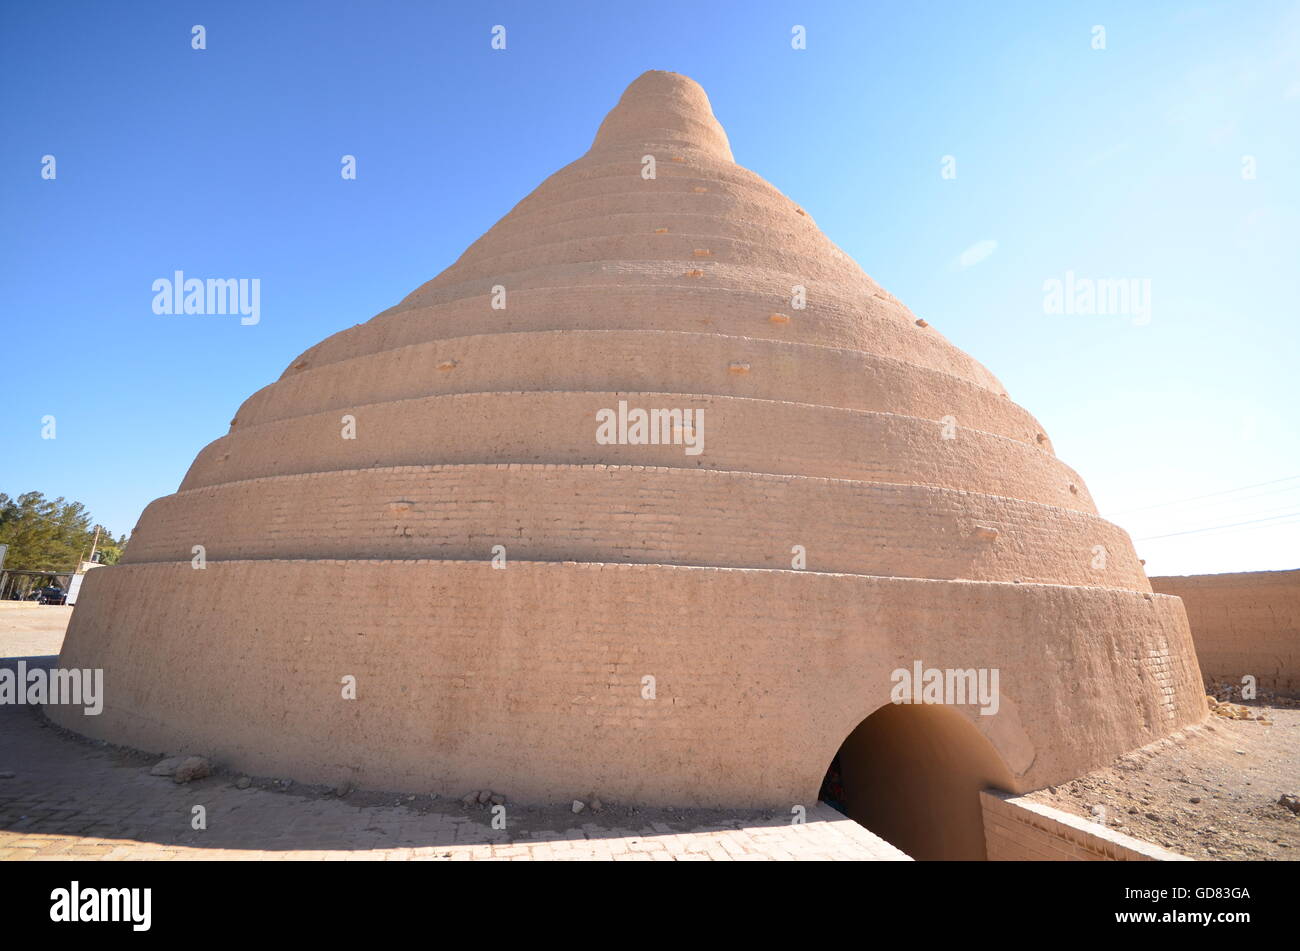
52 72 1206 859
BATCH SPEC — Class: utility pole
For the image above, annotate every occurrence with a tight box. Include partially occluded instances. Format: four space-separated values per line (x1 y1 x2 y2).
86 526 101 568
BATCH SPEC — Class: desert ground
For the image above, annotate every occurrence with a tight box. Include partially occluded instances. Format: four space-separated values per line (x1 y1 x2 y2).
1026 693 1299 860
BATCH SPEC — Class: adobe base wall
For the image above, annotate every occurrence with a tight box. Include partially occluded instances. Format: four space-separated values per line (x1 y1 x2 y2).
50 561 1206 807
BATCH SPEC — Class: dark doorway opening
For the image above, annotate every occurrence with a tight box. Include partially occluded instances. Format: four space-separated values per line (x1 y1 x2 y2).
820 702 1016 860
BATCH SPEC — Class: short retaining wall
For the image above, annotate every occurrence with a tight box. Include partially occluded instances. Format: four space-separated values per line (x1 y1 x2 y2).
981 790 1189 861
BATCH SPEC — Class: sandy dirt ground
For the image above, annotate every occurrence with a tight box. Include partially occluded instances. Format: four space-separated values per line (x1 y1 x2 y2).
0 603 71 657
1026 696 1300 860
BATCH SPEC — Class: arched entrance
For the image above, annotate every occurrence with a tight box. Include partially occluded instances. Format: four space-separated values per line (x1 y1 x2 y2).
820 702 1017 860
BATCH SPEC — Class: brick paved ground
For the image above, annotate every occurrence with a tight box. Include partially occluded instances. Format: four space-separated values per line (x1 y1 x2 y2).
0 656 908 861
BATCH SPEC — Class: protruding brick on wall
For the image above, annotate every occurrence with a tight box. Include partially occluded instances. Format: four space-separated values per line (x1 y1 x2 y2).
981 791 1190 861
1150 570 1299 694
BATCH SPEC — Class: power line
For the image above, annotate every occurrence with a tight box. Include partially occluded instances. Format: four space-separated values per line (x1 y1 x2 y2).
1136 509 1300 541
1112 474 1300 516
1191 515 1300 541
1137 499 1300 531
1122 483 1300 523
1140 515 1300 544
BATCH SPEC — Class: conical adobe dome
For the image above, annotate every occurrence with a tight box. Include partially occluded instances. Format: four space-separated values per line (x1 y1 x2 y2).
53 72 1205 820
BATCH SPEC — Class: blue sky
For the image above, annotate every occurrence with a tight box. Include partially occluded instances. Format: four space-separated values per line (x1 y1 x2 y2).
2 0 1297 575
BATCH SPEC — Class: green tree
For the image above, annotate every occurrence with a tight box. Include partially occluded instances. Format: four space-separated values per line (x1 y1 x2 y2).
88 527 128 566
0 492 123 571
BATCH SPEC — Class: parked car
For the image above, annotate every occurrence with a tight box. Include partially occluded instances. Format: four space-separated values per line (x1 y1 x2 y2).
38 586 67 605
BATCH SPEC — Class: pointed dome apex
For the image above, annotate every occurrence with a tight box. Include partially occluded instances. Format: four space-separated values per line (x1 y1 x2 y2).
590 70 734 162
